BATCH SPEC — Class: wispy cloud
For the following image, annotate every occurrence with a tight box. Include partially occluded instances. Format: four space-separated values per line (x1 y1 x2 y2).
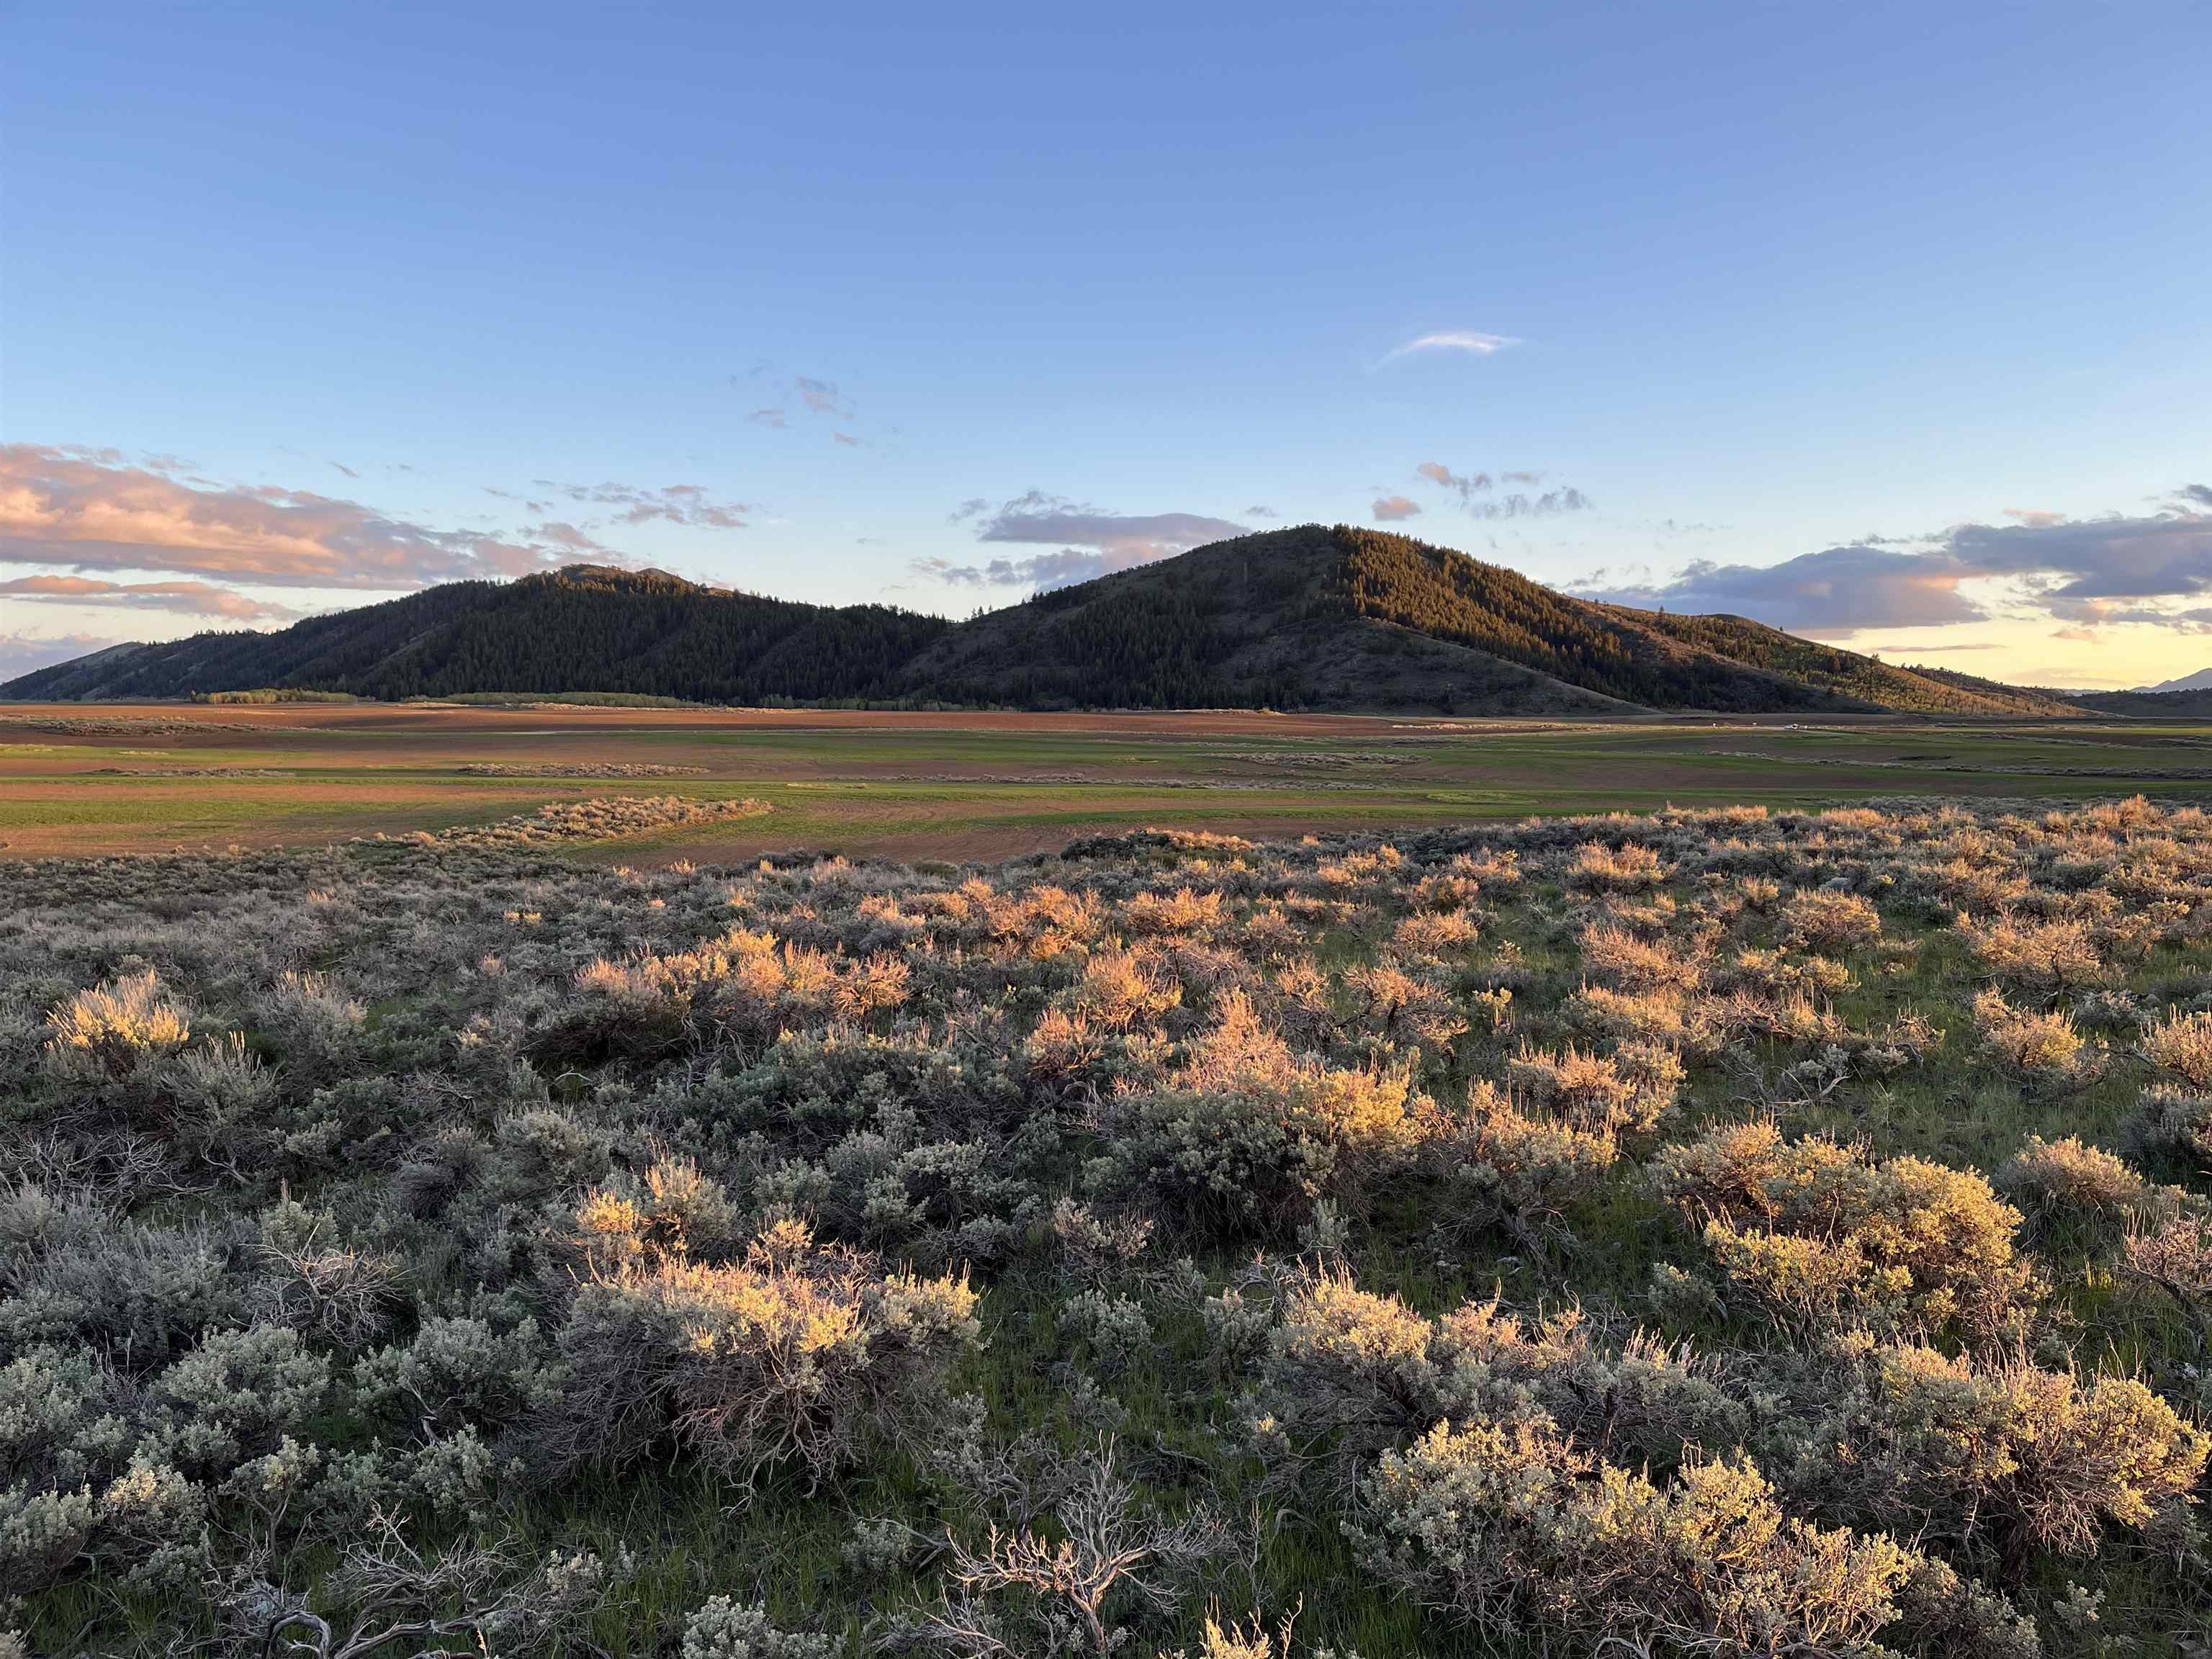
0 574 298 622
1372 495 1422 522
1411 460 1592 520
533 479 752 531
1383 331 1519 362
0 444 566 590
914 493 1247 591
742 372 856 430
527 521 610 554
795 377 853 418
1416 462 1491 503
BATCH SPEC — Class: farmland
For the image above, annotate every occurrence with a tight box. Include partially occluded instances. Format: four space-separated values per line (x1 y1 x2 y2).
9 701 2212 862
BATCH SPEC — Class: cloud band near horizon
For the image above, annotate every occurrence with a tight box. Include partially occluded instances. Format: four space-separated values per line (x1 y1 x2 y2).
1575 487 2212 637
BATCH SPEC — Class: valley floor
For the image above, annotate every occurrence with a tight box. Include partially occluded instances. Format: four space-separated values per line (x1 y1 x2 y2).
9 701 2212 861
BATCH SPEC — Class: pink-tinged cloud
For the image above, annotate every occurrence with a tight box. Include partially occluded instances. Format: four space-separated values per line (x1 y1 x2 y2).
0 574 299 621
2004 506 2067 527
1417 462 1492 501
0 444 565 589
1372 495 1422 522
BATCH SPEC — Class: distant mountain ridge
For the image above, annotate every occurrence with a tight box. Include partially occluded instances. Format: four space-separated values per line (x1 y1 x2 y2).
3 525 2084 716
2135 667 2212 693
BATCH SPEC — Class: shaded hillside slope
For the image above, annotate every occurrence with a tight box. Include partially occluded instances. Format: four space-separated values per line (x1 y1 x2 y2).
1613 612 2082 717
1326 527 1855 713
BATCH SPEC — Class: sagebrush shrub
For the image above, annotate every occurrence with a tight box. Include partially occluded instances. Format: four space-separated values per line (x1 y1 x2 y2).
1254 1272 1745 1492
2118 1213 2212 1344
2141 1007 2212 1089
1425 1082 1621 1248
43 971 190 1079
2137 1084 2212 1166
148 1323 330 1478
1792 1339 2209 1565
1061 1290 1154 1377
1092 994 1419 1240
552 1220 978 1486
1578 923 1701 991
1353 1418 1933 1659
1563 841 1668 893
1650 1123 2040 1342
680 1596 840 1659
1779 889 1883 953
1992 1136 2173 1241
356 1303 564 1439
1503 1042 1679 1136
1956 914 2108 993
1972 992 2093 1086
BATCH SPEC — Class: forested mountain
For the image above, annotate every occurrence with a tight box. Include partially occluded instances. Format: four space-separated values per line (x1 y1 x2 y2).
4 527 2081 716
6 566 950 704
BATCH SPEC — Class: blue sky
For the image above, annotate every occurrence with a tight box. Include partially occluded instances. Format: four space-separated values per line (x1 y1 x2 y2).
3 2 2207 685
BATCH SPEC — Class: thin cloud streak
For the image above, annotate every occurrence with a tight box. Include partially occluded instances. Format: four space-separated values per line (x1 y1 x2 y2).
1383 331 1520 361
0 574 299 622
